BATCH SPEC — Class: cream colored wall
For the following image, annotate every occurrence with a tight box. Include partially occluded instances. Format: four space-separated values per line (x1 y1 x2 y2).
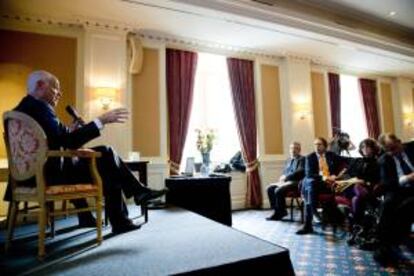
281 57 315 153
379 82 395 134
260 64 284 155
131 48 161 157
83 29 131 158
311 71 329 139
395 78 414 140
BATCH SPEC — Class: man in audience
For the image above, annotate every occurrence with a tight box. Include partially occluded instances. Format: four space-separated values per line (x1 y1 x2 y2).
6 70 166 234
375 133 414 265
266 142 304 221
296 137 343 235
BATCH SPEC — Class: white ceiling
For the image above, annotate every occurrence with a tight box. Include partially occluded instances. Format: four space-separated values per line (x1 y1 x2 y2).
328 0 414 29
1 0 414 78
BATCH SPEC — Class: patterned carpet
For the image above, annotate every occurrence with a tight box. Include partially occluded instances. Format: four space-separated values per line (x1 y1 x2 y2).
232 209 414 275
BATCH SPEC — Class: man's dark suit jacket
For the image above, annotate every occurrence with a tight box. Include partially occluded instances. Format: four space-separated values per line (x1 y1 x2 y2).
305 151 343 181
5 95 101 199
282 156 305 182
379 141 414 194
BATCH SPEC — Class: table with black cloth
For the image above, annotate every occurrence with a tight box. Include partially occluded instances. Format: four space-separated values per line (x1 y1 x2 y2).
165 175 232 226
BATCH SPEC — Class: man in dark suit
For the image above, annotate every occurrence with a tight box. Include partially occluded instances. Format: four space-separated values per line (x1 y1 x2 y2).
6 70 166 234
375 133 414 266
296 137 343 234
266 142 304 221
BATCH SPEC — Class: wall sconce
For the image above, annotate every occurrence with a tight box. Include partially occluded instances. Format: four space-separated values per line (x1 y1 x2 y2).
404 112 414 127
94 87 117 110
293 103 311 120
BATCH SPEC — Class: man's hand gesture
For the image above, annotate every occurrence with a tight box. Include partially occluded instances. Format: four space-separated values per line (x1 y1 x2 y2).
98 108 129 125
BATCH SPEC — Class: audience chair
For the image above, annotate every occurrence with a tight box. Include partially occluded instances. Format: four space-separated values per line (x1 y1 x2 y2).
3 111 104 260
286 189 304 223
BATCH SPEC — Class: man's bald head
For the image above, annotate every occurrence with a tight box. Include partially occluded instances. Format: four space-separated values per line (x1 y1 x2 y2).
27 70 61 107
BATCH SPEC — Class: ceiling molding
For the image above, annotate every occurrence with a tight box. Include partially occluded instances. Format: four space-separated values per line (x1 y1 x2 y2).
0 9 412 80
170 0 414 57
136 30 282 60
0 13 133 33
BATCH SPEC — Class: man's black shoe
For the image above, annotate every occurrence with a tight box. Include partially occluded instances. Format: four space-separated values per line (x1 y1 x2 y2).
78 213 97 228
112 222 141 235
295 226 314 235
373 246 398 267
134 188 168 205
266 212 287 221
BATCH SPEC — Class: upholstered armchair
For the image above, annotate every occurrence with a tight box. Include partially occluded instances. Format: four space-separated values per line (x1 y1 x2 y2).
3 111 104 260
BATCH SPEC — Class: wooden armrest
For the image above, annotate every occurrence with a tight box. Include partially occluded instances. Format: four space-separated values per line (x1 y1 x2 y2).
47 150 102 158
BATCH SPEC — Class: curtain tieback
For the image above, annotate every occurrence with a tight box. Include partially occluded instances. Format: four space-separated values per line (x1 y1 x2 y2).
169 160 180 174
246 159 259 173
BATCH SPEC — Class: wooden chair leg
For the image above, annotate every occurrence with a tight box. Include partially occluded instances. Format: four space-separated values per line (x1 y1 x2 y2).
5 201 18 253
142 204 148 223
49 202 55 238
23 201 29 222
38 203 47 260
290 198 294 221
96 196 103 244
62 200 68 219
299 200 304 224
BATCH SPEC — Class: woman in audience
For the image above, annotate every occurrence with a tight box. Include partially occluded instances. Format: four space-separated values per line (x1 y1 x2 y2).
335 138 380 229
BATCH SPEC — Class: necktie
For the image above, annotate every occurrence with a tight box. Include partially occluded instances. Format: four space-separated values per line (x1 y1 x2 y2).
396 154 412 175
319 155 330 178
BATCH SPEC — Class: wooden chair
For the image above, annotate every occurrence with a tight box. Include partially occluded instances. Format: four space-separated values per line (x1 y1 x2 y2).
3 111 104 260
286 189 304 223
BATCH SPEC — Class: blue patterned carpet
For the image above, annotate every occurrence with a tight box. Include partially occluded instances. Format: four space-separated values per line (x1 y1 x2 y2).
232 209 414 275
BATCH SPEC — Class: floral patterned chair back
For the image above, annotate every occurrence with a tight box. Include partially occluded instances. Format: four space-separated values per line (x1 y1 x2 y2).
3 111 48 181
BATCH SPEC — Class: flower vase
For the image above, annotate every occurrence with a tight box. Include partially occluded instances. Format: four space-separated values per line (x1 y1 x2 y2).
200 152 210 176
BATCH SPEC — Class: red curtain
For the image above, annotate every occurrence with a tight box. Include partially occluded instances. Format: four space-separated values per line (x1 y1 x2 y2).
328 72 341 135
227 57 262 208
359 78 380 139
166 48 198 175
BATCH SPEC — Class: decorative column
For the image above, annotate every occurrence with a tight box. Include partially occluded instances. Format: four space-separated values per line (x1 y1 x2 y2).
280 56 315 153
83 27 131 158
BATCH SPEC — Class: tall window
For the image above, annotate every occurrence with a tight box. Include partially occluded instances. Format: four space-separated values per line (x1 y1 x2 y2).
180 52 241 170
340 74 368 156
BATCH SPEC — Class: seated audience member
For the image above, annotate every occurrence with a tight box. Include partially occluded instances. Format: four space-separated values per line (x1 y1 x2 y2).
266 142 305 221
374 133 414 265
334 138 380 245
5 70 167 234
296 137 343 235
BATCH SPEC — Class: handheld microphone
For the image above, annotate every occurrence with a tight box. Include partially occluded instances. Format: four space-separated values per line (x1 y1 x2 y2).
65 105 85 126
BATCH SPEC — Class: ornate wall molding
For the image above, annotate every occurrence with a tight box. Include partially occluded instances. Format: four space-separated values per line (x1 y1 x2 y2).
2 11 413 80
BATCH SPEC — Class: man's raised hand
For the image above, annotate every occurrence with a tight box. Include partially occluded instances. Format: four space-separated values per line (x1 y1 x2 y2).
98 108 129 125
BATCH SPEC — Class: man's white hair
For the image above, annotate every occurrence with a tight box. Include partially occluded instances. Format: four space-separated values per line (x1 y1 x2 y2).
27 70 55 95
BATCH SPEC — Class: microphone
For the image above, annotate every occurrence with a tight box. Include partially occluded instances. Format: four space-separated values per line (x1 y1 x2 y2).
65 105 85 126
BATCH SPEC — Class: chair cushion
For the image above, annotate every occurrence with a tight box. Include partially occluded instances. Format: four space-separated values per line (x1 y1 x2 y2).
335 195 352 207
15 184 97 196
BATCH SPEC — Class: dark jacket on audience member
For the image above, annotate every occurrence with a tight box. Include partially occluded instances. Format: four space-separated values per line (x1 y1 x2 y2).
283 156 305 182
379 141 414 194
346 157 380 185
305 151 343 181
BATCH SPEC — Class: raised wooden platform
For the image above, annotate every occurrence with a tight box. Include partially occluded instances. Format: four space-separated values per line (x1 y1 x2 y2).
1 207 294 275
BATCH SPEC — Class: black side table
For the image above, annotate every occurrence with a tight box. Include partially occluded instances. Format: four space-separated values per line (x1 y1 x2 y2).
125 161 149 186
165 175 232 226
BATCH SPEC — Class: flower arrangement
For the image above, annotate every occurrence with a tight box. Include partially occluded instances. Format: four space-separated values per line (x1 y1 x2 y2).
195 128 216 154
